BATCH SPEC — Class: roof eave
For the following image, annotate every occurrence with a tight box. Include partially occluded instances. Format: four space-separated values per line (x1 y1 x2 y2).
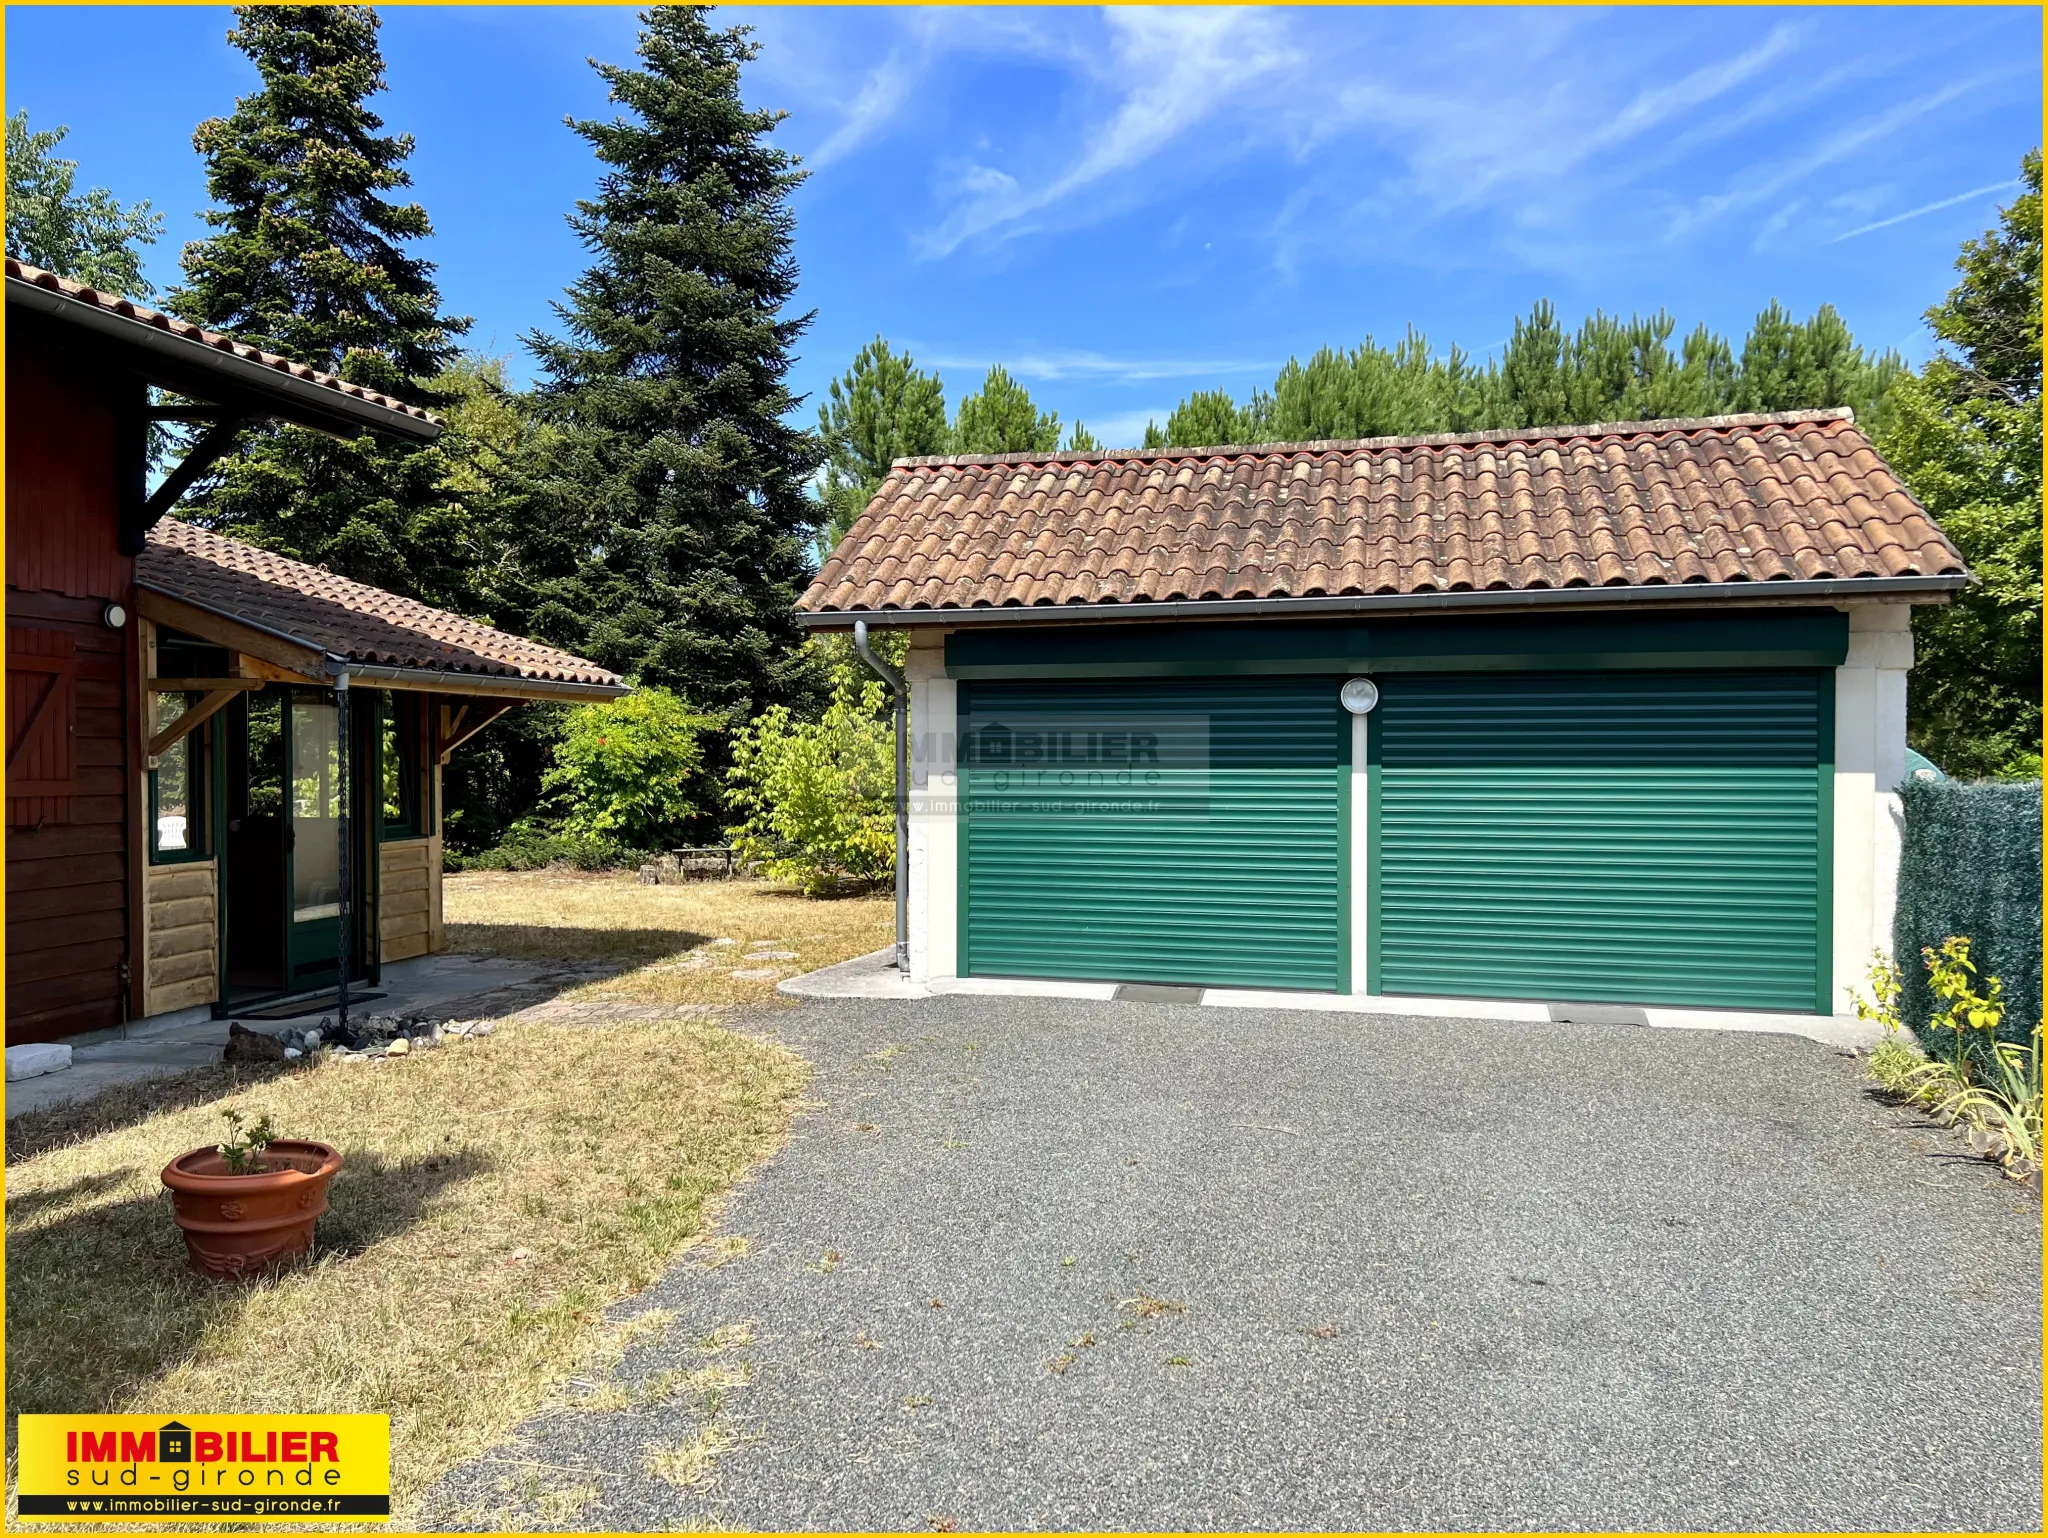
8 275 442 443
341 662 629 701
136 580 624 699
795 573 1969 630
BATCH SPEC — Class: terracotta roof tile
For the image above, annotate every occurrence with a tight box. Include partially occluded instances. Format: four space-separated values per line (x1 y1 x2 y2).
6 258 438 426
139 520 619 688
802 411 1965 616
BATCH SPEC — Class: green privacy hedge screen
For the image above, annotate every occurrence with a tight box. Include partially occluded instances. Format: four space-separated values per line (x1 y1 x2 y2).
1893 778 2042 1042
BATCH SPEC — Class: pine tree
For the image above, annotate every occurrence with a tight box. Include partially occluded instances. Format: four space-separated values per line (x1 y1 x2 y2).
165 5 480 610
5 112 164 296
1877 151 2043 777
1164 389 1248 447
489 5 823 723
816 337 948 552
952 364 1060 454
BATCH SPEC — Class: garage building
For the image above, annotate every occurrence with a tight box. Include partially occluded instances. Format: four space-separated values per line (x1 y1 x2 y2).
798 412 1965 1018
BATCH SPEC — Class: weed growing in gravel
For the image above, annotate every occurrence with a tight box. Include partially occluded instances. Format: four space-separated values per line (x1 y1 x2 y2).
647 1424 736 1489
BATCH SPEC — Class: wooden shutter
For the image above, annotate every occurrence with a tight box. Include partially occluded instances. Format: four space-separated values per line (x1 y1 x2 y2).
8 625 80 819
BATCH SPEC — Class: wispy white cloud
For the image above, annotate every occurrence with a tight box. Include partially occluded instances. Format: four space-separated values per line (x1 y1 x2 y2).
1074 405 1174 451
914 8 1301 259
1828 178 2023 243
923 347 1274 386
1666 76 1994 242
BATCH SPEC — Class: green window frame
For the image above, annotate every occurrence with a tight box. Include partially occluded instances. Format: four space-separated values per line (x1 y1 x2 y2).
379 691 428 840
148 692 212 864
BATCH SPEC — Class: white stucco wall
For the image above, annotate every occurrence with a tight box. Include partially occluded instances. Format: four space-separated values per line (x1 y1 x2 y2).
905 632 957 984
1832 602 1915 1012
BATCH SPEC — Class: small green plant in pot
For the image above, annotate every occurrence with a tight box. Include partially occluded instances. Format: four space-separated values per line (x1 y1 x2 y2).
161 1108 344 1280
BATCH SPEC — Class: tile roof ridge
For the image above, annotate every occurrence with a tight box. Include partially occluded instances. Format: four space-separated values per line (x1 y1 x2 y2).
886 408 1857 472
5 256 439 424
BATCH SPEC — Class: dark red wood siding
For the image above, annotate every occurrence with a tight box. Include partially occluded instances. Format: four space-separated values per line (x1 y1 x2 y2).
7 339 139 1043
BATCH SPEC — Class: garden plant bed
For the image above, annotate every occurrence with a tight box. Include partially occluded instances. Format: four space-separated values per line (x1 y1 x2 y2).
4 873 892 1523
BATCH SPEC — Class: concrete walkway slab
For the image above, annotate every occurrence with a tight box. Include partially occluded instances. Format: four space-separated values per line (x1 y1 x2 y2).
781 953 1884 1051
5 953 576 1119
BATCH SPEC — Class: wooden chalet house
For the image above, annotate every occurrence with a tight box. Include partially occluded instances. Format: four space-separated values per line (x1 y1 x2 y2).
6 259 625 1045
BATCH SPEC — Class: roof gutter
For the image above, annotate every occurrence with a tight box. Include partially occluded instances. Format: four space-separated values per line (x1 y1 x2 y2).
341 663 628 702
796 573 1968 631
8 275 442 442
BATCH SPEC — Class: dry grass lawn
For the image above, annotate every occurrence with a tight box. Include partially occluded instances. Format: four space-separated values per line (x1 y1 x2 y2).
445 870 893 1008
4 873 893 1523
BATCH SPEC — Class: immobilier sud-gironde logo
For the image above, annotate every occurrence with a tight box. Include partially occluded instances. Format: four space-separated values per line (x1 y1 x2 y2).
14 1414 389 1522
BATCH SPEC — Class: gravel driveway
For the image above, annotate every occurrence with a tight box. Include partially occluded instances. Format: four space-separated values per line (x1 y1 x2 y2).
433 995 2041 1532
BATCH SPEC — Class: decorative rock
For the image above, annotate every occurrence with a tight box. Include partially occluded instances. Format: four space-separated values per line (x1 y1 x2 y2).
223 1023 288 1065
302 1028 322 1051
730 968 782 981
471 1022 496 1037
709 937 737 947
384 1037 412 1057
283 1047 302 1061
6 1042 72 1081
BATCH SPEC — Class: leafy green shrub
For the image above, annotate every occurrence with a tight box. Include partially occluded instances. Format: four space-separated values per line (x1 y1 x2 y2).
1854 941 2043 1179
442 819 642 874
543 688 712 851
726 680 895 895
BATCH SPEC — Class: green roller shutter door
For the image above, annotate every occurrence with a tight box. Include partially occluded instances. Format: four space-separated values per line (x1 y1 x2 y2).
960 678 1347 990
1371 669 1830 1012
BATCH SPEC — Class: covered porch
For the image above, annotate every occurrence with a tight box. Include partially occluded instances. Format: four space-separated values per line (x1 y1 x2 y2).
134 519 627 1021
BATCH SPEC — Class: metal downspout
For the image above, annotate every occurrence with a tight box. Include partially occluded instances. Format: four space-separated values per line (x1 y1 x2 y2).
331 666 352 1039
853 621 910 974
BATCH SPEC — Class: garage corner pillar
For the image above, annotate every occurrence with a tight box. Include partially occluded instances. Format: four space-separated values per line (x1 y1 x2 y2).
1832 604 1913 1013
905 632 958 985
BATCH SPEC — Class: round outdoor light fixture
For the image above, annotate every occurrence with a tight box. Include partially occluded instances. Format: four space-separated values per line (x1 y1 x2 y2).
102 602 128 630
1340 676 1379 715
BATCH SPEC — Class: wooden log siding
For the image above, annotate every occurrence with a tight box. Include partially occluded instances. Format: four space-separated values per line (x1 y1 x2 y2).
379 839 434 962
144 861 218 1016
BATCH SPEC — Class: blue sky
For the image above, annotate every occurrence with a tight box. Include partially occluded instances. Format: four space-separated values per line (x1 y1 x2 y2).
7 5 2041 447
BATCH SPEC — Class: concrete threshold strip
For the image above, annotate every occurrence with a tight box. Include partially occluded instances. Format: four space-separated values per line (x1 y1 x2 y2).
780 950 1881 1051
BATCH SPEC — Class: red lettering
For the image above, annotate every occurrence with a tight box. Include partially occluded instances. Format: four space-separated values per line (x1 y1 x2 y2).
265 1431 277 1463
195 1432 223 1464
281 1433 307 1464
119 1433 156 1463
66 1433 76 1461
78 1433 117 1463
308 1433 338 1464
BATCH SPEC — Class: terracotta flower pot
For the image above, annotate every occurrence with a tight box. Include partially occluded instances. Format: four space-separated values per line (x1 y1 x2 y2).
161 1139 343 1281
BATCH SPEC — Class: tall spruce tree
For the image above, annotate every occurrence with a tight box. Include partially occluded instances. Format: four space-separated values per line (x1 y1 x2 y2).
489 6 822 723
166 5 479 610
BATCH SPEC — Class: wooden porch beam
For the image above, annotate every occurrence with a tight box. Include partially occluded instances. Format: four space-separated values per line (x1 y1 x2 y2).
147 676 264 694
135 588 328 681
437 700 517 764
143 416 255 523
146 688 241 762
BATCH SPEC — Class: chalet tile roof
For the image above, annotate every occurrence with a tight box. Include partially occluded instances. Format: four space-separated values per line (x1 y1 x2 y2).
800 410 1965 615
139 520 621 688
5 258 438 427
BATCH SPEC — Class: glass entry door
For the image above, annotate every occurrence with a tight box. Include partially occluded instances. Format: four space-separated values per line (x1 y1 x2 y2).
287 694 344 985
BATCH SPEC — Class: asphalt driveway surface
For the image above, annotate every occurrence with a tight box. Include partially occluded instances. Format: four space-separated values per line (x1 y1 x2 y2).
434 996 2041 1531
